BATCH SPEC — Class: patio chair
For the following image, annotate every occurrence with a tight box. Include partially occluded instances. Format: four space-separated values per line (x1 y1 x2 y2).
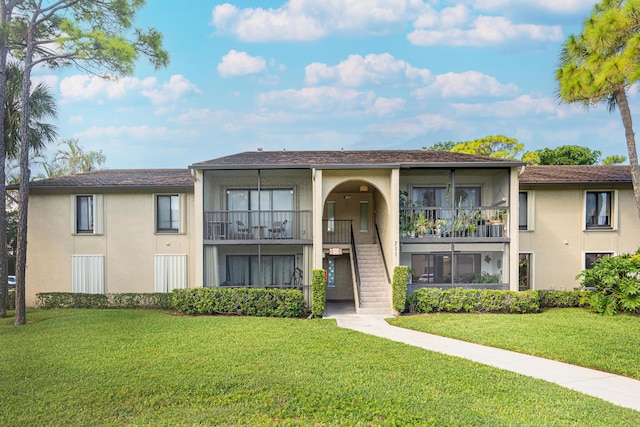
236 220 250 239
267 219 287 239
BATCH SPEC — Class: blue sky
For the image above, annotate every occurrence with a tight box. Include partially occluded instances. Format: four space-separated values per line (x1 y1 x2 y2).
32 0 632 169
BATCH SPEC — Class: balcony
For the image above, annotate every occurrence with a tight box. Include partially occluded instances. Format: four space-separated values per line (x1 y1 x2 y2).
204 210 312 243
400 206 510 242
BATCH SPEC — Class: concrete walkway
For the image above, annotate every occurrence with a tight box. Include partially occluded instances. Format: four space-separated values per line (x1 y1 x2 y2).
323 303 640 412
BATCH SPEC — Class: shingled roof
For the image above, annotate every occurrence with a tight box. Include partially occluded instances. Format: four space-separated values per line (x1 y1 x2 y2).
26 169 193 190
191 150 523 169
519 165 632 185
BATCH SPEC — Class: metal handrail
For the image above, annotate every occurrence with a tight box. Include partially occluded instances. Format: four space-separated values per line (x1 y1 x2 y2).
350 224 360 291
375 224 391 284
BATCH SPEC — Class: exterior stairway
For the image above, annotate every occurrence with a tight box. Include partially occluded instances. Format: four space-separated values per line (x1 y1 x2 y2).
355 243 393 315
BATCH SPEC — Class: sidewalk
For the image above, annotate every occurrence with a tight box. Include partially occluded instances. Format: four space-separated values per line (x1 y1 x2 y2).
324 305 640 412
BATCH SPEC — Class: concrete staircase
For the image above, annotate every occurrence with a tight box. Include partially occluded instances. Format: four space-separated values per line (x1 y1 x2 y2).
354 243 393 315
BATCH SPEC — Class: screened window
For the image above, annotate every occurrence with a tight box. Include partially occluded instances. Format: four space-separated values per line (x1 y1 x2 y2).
157 195 179 232
586 191 612 229
76 195 93 233
226 255 295 287
360 201 368 232
412 186 481 207
411 253 482 284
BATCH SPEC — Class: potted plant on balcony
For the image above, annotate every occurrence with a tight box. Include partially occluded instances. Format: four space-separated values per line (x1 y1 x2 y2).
435 218 446 237
415 211 429 237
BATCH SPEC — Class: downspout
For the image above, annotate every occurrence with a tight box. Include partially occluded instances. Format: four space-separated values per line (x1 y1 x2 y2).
258 169 261 287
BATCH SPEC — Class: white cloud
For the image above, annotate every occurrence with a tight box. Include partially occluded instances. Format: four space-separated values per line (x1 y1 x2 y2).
141 75 200 105
305 53 431 87
415 71 518 98
211 0 424 42
452 94 558 117
467 0 597 14
60 75 157 102
408 14 562 46
32 74 59 90
76 125 182 140
257 86 377 113
218 50 267 78
368 97 405 116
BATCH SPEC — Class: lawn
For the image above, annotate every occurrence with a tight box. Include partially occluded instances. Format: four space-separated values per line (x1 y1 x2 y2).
389 308 640 379
1 309 639 426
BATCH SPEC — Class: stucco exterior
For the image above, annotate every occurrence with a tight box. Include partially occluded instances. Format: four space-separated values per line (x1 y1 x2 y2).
519 183 640 290
25 188 196 306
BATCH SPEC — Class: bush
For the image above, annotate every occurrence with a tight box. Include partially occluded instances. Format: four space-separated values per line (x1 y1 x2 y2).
311 269 326 318
577 249 640 315
538 290 586 308
37 292 174 310
172 288 306 318
411 288 540 314
392 266 409 313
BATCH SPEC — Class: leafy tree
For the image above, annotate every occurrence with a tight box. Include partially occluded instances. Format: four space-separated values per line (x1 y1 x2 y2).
603 155 628 165
532 145 602 165
425 141 456 151
10 0 169 325
450 135 523 159
557 0 640 221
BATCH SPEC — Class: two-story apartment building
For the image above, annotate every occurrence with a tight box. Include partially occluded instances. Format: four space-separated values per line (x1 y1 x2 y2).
518 165 640 291
23 150 522 314
21 150 640 314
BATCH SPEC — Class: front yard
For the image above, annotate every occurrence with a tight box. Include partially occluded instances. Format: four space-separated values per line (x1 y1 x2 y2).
389 308 640 380
1 309 639 426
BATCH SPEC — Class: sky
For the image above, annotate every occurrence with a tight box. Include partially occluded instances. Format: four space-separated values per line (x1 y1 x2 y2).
31 0 634 170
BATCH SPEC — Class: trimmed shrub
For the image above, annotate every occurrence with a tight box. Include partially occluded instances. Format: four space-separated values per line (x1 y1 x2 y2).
392 266 409 313
37 292 109 309
311 269 327 317
110 293 174 310
538 290 586 308
411 288 540 314
172 287 306 318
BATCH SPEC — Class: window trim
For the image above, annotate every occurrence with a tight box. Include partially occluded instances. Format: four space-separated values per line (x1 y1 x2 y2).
519 190 534 232
584 190 618 231
155 193 186 234
72 194 103 235
583 251 615 270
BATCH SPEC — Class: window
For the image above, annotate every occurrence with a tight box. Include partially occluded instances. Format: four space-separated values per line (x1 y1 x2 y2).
154 254 187 292
519 253 532 291
157 195 179 232
360 201 368 232
76 195 93 233
412 186 480 207
519 191 533 231
327 201 335 232
411 253 482 284
585 252 613 269
586 191 613 229
73 194 102 235
226 255 295 287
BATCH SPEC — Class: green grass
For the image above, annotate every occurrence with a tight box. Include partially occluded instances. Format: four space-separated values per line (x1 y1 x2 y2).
389 308 640 379
1 309 639 426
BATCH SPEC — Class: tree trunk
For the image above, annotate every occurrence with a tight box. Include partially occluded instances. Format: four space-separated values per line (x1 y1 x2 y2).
614 90 640 221
0 1 13 317
14 16 36 326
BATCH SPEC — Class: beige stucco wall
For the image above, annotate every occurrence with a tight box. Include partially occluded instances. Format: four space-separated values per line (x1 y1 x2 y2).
25 189 196 306
519 184 640 290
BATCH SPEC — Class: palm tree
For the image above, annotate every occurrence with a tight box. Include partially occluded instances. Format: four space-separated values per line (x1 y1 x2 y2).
0 62 57 316
556 0 640 220
53 139 105 175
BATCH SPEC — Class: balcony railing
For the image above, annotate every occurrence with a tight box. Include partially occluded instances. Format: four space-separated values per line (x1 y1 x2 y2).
322 220 352 245
204 210 312 242
400 207 509 240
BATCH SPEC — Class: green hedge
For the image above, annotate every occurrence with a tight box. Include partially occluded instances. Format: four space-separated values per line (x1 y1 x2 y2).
311 269 327 318
538 290 587 308
36 292 173 310
392 266 408 313
409 288 541 314
172 288 306 318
